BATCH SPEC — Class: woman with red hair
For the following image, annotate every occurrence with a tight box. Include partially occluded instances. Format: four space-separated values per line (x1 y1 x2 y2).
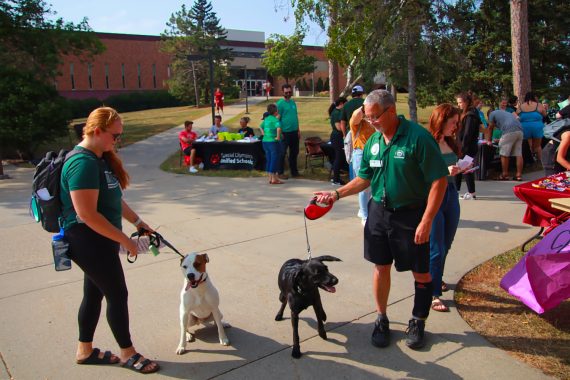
427 104 462 312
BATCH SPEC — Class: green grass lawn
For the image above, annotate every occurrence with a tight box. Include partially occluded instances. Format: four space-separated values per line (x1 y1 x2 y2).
32 95 437 180
162 94 437 181
35 105 212 157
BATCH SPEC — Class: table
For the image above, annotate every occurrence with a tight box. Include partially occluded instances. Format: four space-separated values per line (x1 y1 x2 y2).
550 197 570 212
193 141 265 170
513 176 570 250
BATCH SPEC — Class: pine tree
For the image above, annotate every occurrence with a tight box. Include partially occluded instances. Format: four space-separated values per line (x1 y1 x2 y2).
161 0 232 104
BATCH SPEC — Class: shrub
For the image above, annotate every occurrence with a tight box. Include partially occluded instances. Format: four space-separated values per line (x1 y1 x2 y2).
66 90 188 118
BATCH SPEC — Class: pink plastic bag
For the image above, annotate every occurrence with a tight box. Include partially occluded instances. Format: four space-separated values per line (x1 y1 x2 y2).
500 220 570 314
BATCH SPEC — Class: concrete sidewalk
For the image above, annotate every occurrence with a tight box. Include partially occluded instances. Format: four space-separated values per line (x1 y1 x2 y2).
0 100 550 379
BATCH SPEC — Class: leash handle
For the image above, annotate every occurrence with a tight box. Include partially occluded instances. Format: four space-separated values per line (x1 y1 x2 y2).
128 229 186 260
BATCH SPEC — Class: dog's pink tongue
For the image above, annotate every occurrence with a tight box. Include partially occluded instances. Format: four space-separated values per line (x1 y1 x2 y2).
185 282 193 291
323 285 336 293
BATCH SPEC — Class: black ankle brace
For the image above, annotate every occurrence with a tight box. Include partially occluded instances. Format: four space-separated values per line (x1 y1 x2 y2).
412 281 433 319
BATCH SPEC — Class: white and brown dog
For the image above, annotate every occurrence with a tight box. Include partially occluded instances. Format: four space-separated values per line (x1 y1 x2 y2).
176 253 230 355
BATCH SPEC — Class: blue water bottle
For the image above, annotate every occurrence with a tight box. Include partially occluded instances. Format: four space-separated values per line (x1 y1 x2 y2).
52 228 72 271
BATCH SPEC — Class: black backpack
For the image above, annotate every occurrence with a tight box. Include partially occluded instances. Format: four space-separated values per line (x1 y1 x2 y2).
30 149 83 232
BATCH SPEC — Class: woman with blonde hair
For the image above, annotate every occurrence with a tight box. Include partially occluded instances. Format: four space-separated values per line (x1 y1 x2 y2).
427 104 462 311
60 107 159 374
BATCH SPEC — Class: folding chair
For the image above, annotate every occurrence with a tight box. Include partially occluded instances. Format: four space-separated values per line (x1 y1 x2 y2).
304 137 325 171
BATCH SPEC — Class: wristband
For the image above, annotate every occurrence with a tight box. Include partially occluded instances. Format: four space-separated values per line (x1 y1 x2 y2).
334 190 340 200
133 217 143 226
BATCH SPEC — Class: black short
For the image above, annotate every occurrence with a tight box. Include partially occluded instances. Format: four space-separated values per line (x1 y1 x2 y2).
183 146 194 156
364 199 429 273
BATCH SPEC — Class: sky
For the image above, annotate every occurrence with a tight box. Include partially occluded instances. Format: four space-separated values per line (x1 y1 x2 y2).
45 0 327 46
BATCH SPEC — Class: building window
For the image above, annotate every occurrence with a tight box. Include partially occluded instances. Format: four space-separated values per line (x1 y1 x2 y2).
152 64 157 89
121 63 126 88
105 64 110 89
137 63 142 88
87 63 93 89
70 63 75 90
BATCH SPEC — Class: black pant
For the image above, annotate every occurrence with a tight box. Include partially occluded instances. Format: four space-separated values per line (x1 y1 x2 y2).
455 172 475 194
330 133 346 181
66 224 132 348
279 131 300 176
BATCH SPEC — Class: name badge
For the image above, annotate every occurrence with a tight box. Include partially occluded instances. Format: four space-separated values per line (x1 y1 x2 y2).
370 160 382 168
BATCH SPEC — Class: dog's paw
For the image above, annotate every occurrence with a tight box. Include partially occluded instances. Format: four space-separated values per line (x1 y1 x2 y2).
291 347 302 359
185 332 195 342
176 346 186 355
220 337 230 346
275 314 283 321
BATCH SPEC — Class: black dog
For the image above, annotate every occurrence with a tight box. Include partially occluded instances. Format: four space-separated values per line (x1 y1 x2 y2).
275 255 341 358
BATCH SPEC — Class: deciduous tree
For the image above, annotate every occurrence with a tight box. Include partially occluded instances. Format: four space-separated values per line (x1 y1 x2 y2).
262 33 317 85
0 0 103 163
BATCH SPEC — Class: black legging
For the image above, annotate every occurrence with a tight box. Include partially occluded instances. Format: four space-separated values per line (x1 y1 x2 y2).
330 132 345 182
66 224 132 348
279 131 300 176
455 172 476 194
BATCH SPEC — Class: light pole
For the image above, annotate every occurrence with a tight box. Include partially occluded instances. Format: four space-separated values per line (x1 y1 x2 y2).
242 66 249 114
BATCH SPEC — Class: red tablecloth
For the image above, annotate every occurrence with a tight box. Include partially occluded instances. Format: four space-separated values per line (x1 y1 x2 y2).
513 176 570 227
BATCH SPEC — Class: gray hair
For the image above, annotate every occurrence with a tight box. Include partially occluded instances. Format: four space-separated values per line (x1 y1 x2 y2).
364 89 395 108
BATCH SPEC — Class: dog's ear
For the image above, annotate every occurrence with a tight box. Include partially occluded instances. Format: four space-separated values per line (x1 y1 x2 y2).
201 253 209 263
313 255 342 263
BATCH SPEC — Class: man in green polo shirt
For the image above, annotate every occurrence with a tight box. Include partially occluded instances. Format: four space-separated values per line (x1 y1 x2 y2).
314 89 448 350
276 83 301 178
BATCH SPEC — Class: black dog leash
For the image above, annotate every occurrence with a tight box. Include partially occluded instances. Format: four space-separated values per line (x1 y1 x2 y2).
127 229 185 263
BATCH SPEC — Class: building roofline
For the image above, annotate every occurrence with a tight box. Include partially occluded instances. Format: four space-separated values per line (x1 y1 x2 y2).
94 32 323 50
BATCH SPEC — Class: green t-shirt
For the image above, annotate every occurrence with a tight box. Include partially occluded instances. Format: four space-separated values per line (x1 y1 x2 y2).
261 115 281 142
340 97 364 123
276 98 299 132
60 146 123 231
358 116 448 209
330 108 343 137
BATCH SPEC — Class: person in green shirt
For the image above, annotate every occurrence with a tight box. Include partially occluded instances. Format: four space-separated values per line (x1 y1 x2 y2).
60 107 160 374
314 90 448 350
328 96 348 184
276 84 300 178
340 84 366 159
259 104 283 184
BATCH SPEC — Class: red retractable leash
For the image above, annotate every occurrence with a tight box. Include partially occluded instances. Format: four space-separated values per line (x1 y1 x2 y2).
303 197 334 259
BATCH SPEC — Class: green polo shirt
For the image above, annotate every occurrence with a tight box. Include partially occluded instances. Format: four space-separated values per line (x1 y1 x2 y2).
340 97 364 123
358 116 448 209
261 115 281 142
276 98 299 132
60 146 123 231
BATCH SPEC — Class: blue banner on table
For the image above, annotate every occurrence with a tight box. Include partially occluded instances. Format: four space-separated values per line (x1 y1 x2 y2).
194 141 265 170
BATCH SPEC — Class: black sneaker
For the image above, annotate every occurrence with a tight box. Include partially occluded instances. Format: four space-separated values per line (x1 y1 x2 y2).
405 318 425 349
331 179 346 186
371 316 390 348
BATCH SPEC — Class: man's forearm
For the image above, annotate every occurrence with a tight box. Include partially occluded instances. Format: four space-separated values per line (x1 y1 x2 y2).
337 177 370 199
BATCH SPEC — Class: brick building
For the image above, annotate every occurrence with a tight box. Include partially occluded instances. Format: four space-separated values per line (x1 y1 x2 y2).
56 29 347 100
